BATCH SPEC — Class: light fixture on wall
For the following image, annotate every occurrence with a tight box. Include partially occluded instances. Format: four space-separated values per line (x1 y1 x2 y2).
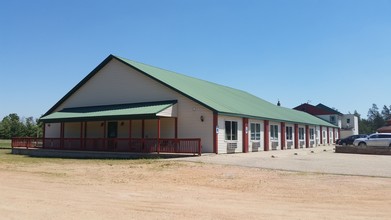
120 122 124 126
100 122 104 127
200 115 204 122
47 124 51 127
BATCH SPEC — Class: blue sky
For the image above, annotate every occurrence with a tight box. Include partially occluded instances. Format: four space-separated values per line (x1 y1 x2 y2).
1 0 390 120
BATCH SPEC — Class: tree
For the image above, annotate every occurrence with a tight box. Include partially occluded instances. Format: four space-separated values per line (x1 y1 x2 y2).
0 113 24 139
381 105 391 121
367 104 385 132
0 113 43 139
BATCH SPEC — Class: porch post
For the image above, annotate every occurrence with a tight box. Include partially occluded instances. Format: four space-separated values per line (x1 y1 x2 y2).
213 113 218 154
128 120 132 150
129 120 132 138
242 118 248 153
42 123 46 148
305 125 309 148
280 122 286 150
80 122 83 149
320 126 323 145
142 119 145 150
294 124 299 149
327 127 330 145
157 118 161 154
333 128 336 143
142 119 145 138
103 121 106 150
60 122 64 149
264 120 269 151
84 121 87 148
175 117 178 139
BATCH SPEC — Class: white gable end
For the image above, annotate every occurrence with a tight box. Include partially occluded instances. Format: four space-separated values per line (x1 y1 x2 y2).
56 59 178 111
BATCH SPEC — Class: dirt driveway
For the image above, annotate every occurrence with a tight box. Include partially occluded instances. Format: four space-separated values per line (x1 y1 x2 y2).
1 149 391 219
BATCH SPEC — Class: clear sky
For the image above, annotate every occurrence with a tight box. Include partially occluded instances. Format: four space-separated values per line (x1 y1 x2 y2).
1 0 390 120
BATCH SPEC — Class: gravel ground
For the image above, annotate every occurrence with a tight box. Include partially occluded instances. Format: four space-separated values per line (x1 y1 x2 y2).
173 145 391 177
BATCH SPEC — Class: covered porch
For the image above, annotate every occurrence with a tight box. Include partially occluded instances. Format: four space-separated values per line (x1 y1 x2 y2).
12 101 201 155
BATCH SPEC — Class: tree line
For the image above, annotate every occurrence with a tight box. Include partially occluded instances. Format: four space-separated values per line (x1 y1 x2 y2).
0 104 390 139
355 104 391 134
0 113 42 139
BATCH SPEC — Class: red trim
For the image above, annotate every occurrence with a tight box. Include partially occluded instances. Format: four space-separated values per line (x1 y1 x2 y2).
141 119 145 138
175 118 178 139
60 122 64 149
80 122 83 148
294 124 299 149
280 122 286 150
320 126 323 145
305 125 309 148
129 120 132 138
327 127 330 144
103 121 106 138
42 123 46 148
157 118 161 153
213 113 218 154
264 120 269 151
12 137 202 155
242 118 248 153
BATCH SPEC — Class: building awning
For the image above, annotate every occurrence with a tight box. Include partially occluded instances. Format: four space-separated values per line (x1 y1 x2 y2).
40 100 177 123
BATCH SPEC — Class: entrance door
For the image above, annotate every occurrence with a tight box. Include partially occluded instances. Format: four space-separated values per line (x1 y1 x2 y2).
107 122 118 149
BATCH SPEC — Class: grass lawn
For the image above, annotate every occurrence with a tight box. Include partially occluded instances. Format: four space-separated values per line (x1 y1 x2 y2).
0 139 11 149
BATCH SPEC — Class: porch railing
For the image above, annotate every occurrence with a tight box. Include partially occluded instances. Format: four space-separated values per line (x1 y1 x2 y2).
11 137 202 155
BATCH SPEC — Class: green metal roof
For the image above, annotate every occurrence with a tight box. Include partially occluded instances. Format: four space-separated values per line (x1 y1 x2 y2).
114 56 337 127
43 54 336 127
41 101 176 122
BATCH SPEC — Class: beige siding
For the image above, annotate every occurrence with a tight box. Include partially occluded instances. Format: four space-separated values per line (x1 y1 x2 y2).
45 123 60 138
144 119 157 138
86 121 104 138
160 118 175 138
117 121 129 138
131 120 142 138
217 115 243 154
52 58 213 152
64 122 81 138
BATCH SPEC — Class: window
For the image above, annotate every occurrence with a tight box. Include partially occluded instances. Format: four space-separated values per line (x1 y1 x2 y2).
250 123 261 141
330 116 336 123
347 118 350 124
225 121 238 141
299 127 305 140
286 126 293 140
310 128 315 140
270 125 278 140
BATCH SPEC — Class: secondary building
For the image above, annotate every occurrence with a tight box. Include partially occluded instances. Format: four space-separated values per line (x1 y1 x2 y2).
294 103 358 139
37 55 338 154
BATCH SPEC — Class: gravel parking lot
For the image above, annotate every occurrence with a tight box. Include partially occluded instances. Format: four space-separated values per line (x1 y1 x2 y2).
173 145 391 177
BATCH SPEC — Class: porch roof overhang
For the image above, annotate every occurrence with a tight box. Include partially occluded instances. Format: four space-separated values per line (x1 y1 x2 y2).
40 100 177 123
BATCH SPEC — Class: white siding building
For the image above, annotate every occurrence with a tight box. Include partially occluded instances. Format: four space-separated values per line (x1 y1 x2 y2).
40 55 338 154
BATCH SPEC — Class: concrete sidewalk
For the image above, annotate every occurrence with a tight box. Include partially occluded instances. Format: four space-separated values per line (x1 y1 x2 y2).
172 146 391 177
